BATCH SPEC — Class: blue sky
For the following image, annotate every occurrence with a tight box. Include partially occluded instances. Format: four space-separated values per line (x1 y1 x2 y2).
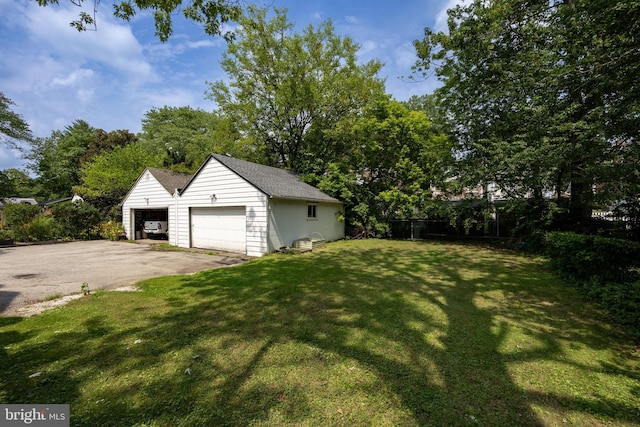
0 0 459 171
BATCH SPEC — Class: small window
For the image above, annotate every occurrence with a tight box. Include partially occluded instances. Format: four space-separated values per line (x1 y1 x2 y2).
307 204 318 219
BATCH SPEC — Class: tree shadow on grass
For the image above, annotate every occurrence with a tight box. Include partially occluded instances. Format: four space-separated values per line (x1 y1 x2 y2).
0 240 638 426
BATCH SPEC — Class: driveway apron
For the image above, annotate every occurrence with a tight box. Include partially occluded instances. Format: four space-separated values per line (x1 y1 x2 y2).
0 240 247 316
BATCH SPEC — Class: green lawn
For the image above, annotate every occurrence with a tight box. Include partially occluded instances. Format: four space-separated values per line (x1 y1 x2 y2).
1 239 639 426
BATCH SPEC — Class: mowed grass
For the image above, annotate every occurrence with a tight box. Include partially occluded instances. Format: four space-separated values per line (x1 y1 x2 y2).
1 239 639 426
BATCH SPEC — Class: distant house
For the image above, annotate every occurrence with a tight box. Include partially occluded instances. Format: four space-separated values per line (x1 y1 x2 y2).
121 154 345 257
2 197 38 205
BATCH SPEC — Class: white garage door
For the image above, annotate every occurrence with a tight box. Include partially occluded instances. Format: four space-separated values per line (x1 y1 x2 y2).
191 207 247 253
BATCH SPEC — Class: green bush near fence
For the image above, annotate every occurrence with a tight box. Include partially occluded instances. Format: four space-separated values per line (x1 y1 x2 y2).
544 232 640 283
544 231 640 338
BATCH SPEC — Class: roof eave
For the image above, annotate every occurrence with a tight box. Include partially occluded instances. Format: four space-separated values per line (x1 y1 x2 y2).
270 195 342 204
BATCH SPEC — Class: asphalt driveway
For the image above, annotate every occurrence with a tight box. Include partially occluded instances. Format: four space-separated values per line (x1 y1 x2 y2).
0 240 249 316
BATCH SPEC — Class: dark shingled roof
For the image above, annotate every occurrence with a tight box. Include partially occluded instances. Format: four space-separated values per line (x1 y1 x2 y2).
202 154 341 203
147 168 193 194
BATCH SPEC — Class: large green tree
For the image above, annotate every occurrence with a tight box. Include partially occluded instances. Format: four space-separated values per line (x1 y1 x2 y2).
139 106 245 172
27 120 97 199
34 0 243 42
75 142 164 198
0 92 32 149
80 129 138 165
0 168 37 198
0 171 10 197
207 5 386 171
311 100 453 237
27 121 138 199
414 0 640 226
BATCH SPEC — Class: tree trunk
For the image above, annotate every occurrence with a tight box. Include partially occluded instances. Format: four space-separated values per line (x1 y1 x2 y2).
569 174 593 224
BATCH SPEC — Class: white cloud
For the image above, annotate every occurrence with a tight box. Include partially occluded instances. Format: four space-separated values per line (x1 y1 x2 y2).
76 88 95 103
394 42 419 69
22 2 156 81
0 1 172 139
51 69 94 87
0 146 26 171
1 0 449 155
139 87 212 113
345 15 360 24
144 30 227 62
220 22 240 36
50 69 97 104
187 39 221 49
359 40 378 57
434 0 465 33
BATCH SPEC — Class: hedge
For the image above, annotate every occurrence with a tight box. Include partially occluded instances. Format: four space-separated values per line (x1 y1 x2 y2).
544 232 640 284
3 202 108 242
544 232 640 339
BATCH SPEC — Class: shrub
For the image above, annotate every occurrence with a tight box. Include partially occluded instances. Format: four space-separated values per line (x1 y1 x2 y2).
97 220 125 241
29 214 62 241
0 228 12 240
12 214 62 242
4 203 41 228
50 202 102 239
544 232 640 284
581 280 640 335
544 232 640 339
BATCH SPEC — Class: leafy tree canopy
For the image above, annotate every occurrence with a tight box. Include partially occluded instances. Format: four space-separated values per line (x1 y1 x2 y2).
207 5 386 171
138 106 247 172
34 0 243 42
414 0 640 226
0 171 10 198
0 92 32 149
311 99 453 237
75 142 165 198
26 121 137 200
26 120 97 199
402 93 446 134
0 168 37 198
81 129 138 165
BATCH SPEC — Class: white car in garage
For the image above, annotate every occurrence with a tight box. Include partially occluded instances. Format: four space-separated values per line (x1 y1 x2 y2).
144 220 168 238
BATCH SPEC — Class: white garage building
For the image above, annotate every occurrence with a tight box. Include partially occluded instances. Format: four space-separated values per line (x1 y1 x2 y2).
122 154 344 257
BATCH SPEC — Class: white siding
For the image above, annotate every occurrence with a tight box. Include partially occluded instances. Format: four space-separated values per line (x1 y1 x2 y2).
121 170 175 240
178 158 269 257
124 159 344 257
267 199 345 251
169 192 179 246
